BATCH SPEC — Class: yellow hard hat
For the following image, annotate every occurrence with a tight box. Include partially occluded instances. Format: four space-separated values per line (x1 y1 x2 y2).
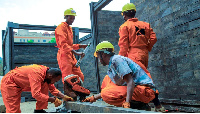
64 8 77 16
121 3 136 15
94 41 114 57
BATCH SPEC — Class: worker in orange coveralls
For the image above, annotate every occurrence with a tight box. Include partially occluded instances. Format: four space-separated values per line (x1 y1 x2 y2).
1 64 74 113
83 41 156 110
118 3 157 78
55 8 89 100
118 3 165 112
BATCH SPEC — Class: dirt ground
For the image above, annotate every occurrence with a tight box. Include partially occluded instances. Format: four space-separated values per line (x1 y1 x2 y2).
20 101 62 113
0 97 62 113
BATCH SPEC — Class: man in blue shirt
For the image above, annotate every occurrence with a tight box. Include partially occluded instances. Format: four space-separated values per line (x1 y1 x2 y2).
83 41 157 109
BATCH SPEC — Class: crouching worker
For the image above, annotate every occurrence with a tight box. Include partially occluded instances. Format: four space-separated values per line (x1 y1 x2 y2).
83 41 156 110
1 64 74 113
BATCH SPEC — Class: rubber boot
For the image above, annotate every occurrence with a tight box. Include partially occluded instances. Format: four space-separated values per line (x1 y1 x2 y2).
34 109 47 113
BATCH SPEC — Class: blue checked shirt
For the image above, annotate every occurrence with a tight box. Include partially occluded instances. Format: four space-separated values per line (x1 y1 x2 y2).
107 55 155 87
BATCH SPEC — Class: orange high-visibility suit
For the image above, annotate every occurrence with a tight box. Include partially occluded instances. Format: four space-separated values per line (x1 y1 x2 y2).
101 75 155 107
55 22 84 83
1 65 60 113
118 18 157 78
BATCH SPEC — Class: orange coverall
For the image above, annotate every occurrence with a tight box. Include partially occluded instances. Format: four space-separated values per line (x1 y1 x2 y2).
1 65 60 113
55 22 84 83
101 75 155 107
118 18 157 78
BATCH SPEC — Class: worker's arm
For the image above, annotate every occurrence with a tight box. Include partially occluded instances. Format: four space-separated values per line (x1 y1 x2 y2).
111 57 134 108
48 97 56 102
94 93 102 100
56 92 65 98
72 44 88 58
123 73 135 103
82 93 101 102
79 44 88 49
72 44 80 50
118 25 129 57
56 92 74 101
48 84 74 101
48 84 61 96
72 50 85 58
147 25 157 52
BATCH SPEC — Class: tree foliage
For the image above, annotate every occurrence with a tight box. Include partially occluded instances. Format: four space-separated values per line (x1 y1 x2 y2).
27 40 34 43
48 37 56 43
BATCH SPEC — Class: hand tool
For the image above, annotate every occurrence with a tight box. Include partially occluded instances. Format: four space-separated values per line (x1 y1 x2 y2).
75 42 91 67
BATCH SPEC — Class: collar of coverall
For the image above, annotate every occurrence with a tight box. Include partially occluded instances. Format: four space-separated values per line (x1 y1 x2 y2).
128 18 138 22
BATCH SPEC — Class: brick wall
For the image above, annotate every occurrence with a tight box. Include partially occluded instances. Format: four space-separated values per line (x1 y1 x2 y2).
80 1 200 110
129 0 200 101
14 43 58 68
97 11 123 86
78 11 124 92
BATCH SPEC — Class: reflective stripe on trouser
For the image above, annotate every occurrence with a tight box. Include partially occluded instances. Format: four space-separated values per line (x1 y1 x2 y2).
101 75 155 107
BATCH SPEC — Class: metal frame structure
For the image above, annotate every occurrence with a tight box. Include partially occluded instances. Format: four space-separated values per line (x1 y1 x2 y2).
2 21 91 75
90 0 112 93
2 0 115 93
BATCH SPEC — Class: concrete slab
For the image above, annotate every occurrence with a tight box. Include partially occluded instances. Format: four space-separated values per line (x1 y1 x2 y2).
64 101 160 113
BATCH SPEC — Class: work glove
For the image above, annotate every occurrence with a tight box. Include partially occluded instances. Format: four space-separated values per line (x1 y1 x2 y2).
122 102 130 108
63 95 74 101
54 97 62 107
82 95 96 103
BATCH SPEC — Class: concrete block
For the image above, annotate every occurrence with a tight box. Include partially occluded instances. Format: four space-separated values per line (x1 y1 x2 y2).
64 101 159 113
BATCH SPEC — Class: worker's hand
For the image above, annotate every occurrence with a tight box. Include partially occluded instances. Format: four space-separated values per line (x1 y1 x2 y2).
48 97 56 103
80 52 85 58
82 95 96 103
63 95 74 101
54 97 62 107
122 102 130 108
79 44 88 49
74 51 85 58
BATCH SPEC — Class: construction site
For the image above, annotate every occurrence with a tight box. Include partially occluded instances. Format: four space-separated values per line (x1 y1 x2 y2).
1 0 200 113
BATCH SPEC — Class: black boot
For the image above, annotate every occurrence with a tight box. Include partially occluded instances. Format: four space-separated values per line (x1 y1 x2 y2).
152 93 161 106
130 100 151 111
34 109 48 113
